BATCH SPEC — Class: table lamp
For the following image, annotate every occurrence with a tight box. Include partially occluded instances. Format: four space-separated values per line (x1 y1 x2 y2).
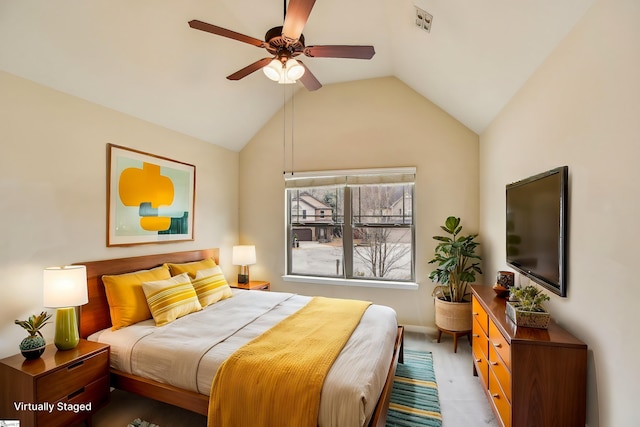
232 245 256 284
43 265 88 350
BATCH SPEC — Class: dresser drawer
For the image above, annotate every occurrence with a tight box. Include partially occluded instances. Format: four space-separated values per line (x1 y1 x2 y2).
37 374 109 427
472 319 489 359
473 347 489 389
36 350 109 402
489 367 511 427
472 297 488 335
489 320 511 370
489 344 511 402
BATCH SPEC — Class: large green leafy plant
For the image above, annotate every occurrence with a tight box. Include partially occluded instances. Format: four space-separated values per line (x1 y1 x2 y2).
429 216 482 302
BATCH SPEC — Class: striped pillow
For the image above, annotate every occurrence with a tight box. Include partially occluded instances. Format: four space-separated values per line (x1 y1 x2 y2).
193 266 233 307
142 272 202 326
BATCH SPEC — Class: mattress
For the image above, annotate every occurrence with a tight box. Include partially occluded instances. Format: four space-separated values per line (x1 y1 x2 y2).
88 290 398 427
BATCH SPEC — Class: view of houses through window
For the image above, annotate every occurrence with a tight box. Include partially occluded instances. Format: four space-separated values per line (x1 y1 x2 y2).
286 177 414 282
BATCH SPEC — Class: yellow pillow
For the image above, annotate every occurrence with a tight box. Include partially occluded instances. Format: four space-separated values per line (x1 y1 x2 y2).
102 265 171 330
193 266 233 307
142 272 202 326
166 258 217 279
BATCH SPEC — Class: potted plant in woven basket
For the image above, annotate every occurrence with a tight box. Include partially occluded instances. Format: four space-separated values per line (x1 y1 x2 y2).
15 311 52 359
429 216 482 345
506 285 550 329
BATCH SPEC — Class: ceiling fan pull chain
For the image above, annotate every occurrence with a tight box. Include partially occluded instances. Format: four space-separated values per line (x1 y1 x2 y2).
291 86 295 176
283 84 287 175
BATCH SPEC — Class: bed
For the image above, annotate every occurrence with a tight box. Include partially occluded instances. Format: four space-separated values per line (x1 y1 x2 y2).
78 248 404 427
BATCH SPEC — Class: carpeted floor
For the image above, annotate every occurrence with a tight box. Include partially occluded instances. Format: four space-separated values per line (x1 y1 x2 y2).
386 350 443 426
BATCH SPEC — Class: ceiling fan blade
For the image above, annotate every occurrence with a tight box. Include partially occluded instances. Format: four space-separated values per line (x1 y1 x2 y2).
189 20 265 48
297 61 322 91
227 58 273 81
282 0 316 41
305 45 375 60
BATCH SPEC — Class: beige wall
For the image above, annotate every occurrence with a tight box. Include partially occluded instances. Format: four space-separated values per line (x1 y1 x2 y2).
479 0 639 425
239 76 480 328
0 71 239 358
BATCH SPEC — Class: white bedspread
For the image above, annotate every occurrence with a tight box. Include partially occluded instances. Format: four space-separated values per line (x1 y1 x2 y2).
89 290 398 427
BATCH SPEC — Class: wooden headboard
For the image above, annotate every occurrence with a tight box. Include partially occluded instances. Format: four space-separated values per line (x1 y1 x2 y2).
75 248 219 339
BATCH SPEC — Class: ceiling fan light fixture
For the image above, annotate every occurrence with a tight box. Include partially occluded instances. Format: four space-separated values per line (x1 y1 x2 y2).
263 59 283 81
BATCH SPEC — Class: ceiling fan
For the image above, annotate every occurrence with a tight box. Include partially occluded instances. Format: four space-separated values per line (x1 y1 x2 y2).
188 0 375 91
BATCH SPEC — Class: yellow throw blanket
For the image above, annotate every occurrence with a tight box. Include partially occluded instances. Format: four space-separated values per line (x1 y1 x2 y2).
208 296 371 427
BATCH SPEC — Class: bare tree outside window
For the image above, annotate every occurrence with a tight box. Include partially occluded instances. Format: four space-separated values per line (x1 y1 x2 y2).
352 184 412 280
354 228 412 278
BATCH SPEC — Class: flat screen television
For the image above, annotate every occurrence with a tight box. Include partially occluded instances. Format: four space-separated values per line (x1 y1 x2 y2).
506 166 568 297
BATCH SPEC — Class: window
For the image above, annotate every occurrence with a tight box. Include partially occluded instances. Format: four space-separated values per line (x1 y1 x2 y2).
285 168 415 283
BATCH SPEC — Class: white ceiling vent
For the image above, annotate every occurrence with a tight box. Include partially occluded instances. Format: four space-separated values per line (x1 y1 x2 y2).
415 7 433 33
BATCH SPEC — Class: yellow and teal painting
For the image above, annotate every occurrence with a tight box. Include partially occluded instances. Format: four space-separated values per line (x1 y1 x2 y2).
108 144 195 246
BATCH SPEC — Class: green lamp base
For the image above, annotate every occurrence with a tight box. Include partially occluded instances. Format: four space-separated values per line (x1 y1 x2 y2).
54 307 80 350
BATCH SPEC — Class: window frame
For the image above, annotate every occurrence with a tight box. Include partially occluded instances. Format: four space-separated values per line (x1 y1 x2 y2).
284 168 417 288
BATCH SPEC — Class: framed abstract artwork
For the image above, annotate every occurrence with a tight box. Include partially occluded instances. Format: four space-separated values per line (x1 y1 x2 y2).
107 144 196 246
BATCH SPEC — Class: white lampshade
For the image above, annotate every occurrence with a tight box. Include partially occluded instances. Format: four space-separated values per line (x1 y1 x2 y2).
263 59 283 82
232 245 256 266
43 265 88 308
285 59 305 81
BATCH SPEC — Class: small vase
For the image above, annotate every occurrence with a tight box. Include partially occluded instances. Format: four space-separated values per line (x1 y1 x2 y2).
19 335 46 360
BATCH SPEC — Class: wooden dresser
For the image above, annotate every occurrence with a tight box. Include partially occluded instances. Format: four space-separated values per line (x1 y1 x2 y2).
471 285 587 427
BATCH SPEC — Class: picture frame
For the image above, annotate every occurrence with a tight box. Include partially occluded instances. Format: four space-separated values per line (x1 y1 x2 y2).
107 144 195 246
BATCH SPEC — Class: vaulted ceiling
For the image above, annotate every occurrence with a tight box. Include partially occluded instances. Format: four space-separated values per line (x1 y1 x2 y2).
0 0 594 151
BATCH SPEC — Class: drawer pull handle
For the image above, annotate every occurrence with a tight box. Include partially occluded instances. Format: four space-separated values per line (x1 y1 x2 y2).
472 312 478 316
68 360 84 370
472 334 480 338
490 361 498 366
68 387 85 399
492 393 500 399
493 342 502 348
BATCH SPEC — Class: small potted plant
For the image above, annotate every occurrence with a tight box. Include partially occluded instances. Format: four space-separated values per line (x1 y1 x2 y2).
506 285 551 329
15 311 52 359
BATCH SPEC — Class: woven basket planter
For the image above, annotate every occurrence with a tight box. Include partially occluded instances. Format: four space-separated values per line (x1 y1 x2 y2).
506 301 550 329
434 298 472 332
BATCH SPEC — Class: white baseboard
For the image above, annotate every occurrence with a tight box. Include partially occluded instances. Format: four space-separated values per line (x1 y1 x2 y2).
403 324 439 335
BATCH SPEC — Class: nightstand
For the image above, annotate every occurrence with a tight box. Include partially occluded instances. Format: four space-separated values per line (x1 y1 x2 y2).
231 280 270 291
0 339 110 427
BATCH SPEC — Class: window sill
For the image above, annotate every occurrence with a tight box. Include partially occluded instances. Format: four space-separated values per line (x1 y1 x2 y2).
281 275 419 290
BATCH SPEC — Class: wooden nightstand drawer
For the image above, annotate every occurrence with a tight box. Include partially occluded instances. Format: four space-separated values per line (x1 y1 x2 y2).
37 349 108 402
37 375 109 427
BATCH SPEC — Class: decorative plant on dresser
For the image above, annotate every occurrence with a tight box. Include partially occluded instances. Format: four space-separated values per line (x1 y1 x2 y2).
506 285 551 329
429 216 482 352
15 311 52 359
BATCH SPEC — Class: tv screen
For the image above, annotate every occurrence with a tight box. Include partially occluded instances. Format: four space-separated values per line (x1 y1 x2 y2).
506 166 568 297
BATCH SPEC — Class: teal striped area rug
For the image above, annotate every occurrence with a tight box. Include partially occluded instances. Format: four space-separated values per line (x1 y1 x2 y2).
386 350 443 427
